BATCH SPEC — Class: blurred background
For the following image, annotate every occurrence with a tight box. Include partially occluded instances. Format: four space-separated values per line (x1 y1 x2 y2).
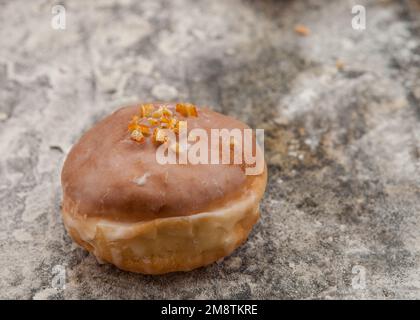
0 0 419 299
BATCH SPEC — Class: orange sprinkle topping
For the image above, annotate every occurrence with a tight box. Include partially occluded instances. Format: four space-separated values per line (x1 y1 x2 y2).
176 103 198 117
130 129 145 143
138 124 151 136
128 115 140 132
152 108 163 119
147 117 159 126
153 128 168 144
160 115 171 127
140 104 154 117
175 120 187 133
162 106 173 117
169 118 179 129
128 103 198 144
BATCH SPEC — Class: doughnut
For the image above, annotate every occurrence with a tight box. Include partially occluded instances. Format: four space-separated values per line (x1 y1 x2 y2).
61 103 267 274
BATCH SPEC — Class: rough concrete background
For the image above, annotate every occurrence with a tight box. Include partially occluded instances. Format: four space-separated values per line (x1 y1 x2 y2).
0 0 419 299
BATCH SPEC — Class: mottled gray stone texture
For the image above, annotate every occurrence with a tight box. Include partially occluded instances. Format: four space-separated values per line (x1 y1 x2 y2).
0 0 419 299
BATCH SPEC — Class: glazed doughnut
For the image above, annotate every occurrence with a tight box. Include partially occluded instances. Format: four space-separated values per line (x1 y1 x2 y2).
61 103 267 274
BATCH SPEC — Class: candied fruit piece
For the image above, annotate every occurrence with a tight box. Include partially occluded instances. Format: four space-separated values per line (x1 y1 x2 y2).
160 116 171 128
153 128 168 143
130 129 145 143
140 104 155 118
128 115 140 132
147 117 159 126
162 106 173 117
152 108 163 119
138 124 151 136
169 118 178 129
174 120 187 134
175 103 198 117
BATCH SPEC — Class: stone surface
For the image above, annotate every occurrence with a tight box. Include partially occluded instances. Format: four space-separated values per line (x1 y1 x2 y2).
0 0 419 299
